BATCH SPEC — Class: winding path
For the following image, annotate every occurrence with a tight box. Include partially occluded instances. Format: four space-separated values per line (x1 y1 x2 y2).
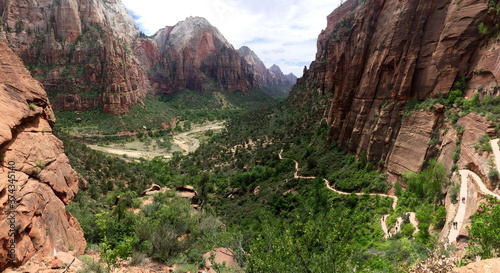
279 150 410 238
280 138 500 242
491 139 500 181
446 139 500 244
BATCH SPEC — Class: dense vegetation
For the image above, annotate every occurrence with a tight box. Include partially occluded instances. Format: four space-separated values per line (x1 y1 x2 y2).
58 82 462 273
54 69 500 273
55 89 281 135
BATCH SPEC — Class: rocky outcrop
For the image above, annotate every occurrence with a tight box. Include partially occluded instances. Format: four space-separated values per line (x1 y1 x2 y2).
457 113 494 184
292 0 498 168
0 0 148 114
452 258 500 273
0 40 85 270
386 111 440 175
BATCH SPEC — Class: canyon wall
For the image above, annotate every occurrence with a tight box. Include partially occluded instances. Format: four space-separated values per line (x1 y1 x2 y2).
0 40 85 271
0 0 148 113
293 0 500 174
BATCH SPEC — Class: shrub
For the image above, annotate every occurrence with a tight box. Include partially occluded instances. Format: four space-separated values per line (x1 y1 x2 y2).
401 223 416 238
468 198 500 259
449 184 460 204
488 169 499 182
478 22 488 36
475 135 491 153
447 89 463 105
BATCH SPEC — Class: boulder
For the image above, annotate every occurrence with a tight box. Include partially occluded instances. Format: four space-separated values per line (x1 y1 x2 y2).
141 183 162 196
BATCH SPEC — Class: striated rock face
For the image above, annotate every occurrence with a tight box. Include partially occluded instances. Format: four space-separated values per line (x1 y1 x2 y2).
0 40 85 270
293 0 498 171
139 17 293 95
0 0 147 114
141 17 253 94
386 111 441 175
457 113 494 183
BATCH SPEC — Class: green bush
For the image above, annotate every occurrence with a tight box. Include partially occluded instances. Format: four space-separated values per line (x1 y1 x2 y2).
478 22 488 36
401 223 416 238
488 169 499 182
475 135 492 153
468 198 500 259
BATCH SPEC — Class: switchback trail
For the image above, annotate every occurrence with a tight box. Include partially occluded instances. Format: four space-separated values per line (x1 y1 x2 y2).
279 150 414 239
446 139 500 244
279 138 500 243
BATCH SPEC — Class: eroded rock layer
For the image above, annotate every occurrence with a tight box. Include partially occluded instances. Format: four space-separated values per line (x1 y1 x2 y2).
0 40 85 271
293 0 499 171
138 17 295 95
0 0 147 114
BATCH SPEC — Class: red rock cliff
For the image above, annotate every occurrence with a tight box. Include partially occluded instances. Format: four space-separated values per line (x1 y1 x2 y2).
137 17 292 95
0 40 85 270
0 0 148 114
293 0 500 172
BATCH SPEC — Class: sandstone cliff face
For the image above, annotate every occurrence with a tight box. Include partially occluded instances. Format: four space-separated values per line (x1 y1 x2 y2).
138 17 292 95
0 40 85 270
294 0 499 172
0 0 147 114
140 17 253 94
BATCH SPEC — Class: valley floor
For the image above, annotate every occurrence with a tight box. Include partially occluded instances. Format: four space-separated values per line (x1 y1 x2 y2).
85 121 225 160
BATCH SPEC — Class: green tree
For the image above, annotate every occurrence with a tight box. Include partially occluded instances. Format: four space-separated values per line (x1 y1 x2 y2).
468 198 500 259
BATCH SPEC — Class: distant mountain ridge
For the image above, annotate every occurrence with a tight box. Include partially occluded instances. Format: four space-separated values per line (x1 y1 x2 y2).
237 46 296 89
136 16 295 96
0 4 295 113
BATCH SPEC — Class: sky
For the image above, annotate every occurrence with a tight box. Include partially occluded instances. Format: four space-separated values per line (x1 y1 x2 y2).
121 0 343 77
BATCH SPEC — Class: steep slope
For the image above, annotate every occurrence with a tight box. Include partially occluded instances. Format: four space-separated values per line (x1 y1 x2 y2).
135 17 293 95
0 40 85 270
137 17 253 94
268 64 293 87
292 0 499 173
237 46 295 88
0 0 148 114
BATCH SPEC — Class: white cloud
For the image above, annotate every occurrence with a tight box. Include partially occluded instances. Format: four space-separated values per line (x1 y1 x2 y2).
121 0 342 76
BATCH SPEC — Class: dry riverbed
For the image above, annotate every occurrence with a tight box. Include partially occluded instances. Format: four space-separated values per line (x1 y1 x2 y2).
85 122 225 160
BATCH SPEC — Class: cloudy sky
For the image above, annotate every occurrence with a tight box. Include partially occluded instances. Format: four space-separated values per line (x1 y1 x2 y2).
121 0 342 77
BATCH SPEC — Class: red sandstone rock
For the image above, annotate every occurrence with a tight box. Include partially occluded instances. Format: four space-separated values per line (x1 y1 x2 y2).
0 40 85 271
293 0 496 166
0 0 147 114
386 111 438 174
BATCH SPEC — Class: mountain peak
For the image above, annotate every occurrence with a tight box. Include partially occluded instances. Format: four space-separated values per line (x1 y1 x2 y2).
168 16 231 51
269 64 283 74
